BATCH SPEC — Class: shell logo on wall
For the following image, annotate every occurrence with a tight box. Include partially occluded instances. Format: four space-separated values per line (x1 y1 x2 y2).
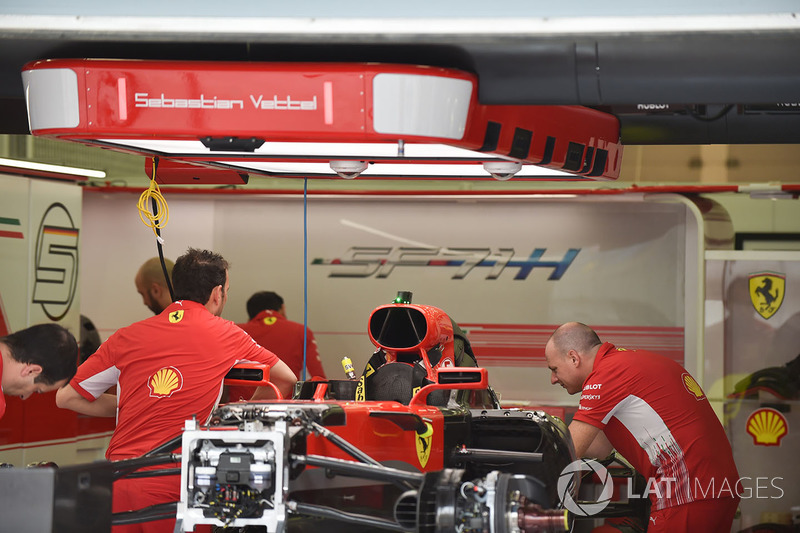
148 366 184 398
746 408 788 447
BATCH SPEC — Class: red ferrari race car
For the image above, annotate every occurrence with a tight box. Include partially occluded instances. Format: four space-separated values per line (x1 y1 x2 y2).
169 291 576 533
2 292 647 533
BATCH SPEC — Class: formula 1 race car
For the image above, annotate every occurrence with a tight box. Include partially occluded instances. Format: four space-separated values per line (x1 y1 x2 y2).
5 292 647 533
166 291 576 533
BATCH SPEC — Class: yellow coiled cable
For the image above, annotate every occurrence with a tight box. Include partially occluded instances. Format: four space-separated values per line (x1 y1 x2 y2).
137 159 169 239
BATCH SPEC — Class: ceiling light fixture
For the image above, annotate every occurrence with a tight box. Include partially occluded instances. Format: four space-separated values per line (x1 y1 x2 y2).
0 157 106 180
329 160 368 179
483 161 522 181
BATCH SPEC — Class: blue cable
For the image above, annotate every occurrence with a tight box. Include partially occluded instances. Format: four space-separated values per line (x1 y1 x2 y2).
302 177 308 381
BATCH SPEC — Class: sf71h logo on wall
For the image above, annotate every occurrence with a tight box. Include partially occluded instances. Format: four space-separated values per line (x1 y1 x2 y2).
313 247 580 280
749 271 785 320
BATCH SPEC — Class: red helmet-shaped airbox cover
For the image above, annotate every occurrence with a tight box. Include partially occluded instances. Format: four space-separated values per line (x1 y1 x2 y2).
368 303 453 355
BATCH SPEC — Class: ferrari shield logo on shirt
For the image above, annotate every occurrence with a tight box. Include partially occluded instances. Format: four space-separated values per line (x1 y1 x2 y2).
262 316 277 325
168 309 185 323
148 366 184 398
749 271 785 320
681 373 706 400
416 422 433 468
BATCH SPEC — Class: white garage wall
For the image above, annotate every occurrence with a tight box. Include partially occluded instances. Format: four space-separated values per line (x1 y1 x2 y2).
80 191 215 331
80 190 701 405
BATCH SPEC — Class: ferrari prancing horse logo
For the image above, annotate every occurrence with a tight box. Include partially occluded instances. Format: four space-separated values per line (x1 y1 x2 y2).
169 309 184 323
749 272 785 320
416 422 433 468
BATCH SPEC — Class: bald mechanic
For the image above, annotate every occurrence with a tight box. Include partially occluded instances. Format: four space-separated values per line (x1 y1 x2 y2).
544 322 739 532
1 323 78 419
57 248 297 533
134 257 174 315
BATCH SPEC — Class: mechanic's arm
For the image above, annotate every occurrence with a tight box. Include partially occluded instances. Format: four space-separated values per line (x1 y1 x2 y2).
583 428 614 459
56 385 117 417
251 359 296 400
568 420 607 459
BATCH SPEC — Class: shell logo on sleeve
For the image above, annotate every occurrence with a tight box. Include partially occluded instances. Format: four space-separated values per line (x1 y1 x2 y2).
746 408 788 447
681 373 706 400
148 366 184 398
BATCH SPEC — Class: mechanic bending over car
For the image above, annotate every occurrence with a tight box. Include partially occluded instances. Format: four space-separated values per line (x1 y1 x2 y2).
1 323 78 420
134 256 175 316
57 248 297 533
545 322 739 533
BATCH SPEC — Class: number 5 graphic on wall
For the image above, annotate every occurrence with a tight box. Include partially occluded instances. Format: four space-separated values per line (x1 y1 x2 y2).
32 202 79 321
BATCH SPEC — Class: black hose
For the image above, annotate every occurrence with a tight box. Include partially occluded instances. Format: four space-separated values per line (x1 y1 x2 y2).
112 453 180 480
150 156 174 301
144 433 182 457
124 468 181 479
112 502 178 525
291 501 410 532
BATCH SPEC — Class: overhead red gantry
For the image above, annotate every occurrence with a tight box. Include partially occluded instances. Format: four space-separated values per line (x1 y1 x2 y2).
22 59 622 183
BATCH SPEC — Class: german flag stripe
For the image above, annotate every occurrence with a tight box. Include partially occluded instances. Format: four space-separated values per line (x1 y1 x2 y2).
42 226 79 237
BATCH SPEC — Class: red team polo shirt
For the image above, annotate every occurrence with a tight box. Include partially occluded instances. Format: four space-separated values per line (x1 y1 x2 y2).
572 343 739 511
70 300 281 460
237 310 326 379
227 310 325 402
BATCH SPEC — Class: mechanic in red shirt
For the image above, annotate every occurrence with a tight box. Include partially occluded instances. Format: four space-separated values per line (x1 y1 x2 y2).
1 323 78 420
545 322 739 533
228 291 325 401
56 249 297 533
